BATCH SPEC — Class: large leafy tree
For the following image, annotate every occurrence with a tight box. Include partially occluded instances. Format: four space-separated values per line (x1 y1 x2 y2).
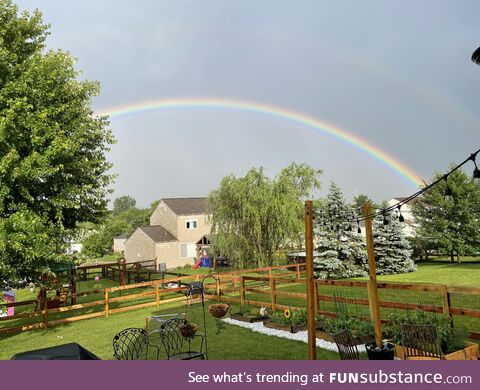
81 205 150 258
0 1 114 285
113 195 136 213
314 182 367 279
209 163 321 268
373 201 415 275
412 167 480 262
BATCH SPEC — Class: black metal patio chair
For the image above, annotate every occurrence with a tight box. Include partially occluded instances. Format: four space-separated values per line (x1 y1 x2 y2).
332 330 363 360
159 318 205 360
400 324 444 360
113 328 159 360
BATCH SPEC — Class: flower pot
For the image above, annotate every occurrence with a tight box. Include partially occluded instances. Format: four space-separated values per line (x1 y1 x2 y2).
365 342 395 360
180 323 198 338
208 303 230 319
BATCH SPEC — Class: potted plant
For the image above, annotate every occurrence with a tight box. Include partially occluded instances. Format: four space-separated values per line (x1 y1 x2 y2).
230 304 269 323
365 341 396 360
263 308 308 333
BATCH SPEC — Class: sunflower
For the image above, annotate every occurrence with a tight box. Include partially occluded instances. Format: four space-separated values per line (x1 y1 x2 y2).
284 309 292 319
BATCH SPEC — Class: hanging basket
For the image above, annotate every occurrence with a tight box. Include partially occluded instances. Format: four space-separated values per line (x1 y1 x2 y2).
180 322 199 338
208 303 230 319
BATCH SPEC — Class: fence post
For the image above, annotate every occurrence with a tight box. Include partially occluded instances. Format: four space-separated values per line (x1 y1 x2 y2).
240 276 245 307
315 280 321 312
155 282 160 306
442 285 453 327
104 289 109 318
43 299 48 328
270 277 276 311
216 278 221 302
296 263 301 279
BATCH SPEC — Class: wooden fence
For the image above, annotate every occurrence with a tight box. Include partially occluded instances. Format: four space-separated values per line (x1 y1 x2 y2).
2 262 479 339
0 263 302 334
209 275 480 339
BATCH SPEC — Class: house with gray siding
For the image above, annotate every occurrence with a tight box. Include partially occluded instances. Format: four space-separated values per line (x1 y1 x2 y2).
124 197 211 269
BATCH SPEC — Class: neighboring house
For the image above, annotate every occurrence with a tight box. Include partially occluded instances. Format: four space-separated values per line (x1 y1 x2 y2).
113 234 128 253
124 197 211 269
388 197 416 237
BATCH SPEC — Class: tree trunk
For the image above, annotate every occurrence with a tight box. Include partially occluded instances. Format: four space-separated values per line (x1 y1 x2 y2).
450 251 455 263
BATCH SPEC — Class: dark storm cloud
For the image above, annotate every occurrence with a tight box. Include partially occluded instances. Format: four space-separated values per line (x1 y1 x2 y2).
16 0 480 206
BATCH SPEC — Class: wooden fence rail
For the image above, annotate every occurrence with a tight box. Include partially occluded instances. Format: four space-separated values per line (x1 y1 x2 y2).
3 262 480 340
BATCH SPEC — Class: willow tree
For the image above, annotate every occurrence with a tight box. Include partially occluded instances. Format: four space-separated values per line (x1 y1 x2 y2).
208 163 321 268
0 1 114 286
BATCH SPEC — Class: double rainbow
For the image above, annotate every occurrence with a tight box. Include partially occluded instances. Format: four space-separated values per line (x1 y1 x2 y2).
95 97 423 188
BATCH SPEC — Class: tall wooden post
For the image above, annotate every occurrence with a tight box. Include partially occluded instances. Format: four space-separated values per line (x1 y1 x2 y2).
270 277 276 311
104 289 109 318
364 203 383 348
240 276 245 307
305 200 316 360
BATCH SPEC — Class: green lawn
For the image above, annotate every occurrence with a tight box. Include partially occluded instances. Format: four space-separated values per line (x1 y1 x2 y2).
1 261 479 360
0 302 338 360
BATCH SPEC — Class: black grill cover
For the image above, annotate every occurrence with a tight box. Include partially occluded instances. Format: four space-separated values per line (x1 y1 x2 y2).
11 342 100 360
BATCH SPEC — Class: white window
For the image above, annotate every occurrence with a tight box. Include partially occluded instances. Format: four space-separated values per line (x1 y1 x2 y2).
186 218 198 229
180 243 196 258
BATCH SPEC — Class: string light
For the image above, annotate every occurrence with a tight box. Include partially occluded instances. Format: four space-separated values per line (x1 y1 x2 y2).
471 153 480 185
444 176 454 203
346 147 480 223
382 210 389 225
397 205 405 223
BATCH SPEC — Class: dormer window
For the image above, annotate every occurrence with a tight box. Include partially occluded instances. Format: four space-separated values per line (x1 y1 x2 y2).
186 219 198 229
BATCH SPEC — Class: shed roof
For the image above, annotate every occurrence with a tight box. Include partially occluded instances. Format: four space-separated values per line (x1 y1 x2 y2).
162 197 208 215
139 226 177 242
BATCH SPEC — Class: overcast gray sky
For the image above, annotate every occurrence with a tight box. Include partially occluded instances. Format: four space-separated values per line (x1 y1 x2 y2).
17 0 480 207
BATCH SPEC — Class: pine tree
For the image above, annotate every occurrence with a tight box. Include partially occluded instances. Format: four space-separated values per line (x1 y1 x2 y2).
314 182 368 279
373 201 416 275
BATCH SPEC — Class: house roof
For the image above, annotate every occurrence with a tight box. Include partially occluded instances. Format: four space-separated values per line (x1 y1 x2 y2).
162 197 208 215
139 226 177 242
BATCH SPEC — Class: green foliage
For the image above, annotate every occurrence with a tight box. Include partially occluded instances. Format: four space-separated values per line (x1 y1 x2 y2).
81 207 150 257
317 314 374 338
209 163 321 268
385 310 468 353
0 1 114 286
314 182 368 279
269 308 307 326
412 167 480 261
373 201 416 275
113 196 136 213
352 194 378 215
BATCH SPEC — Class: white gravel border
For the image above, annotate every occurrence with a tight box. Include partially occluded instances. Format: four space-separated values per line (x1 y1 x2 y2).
222 318 366 353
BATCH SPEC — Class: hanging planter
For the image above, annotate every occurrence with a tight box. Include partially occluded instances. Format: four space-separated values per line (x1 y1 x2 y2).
208 303 230 319
208 303 230 335
180 322 199 339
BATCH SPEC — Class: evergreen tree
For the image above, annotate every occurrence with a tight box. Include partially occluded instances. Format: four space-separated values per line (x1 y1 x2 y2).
411 167 480 262
314 182 367 279
373 201 416 275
